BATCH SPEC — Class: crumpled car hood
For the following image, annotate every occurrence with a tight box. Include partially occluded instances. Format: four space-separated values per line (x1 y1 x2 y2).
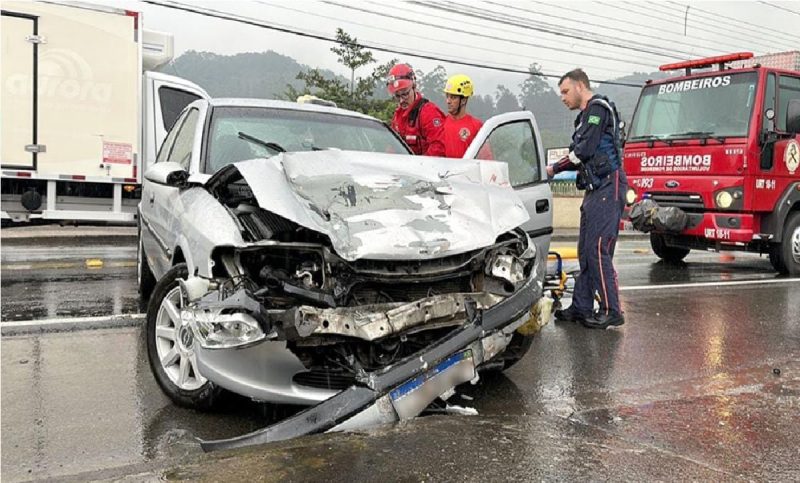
220 150 529 261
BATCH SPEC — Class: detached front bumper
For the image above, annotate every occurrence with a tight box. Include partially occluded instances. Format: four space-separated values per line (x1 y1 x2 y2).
200 267 545 452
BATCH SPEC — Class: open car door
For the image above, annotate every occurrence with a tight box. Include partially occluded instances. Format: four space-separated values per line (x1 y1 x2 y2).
463 111 553 251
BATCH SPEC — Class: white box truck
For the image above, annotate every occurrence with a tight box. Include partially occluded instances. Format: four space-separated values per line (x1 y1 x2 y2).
1 1 208 223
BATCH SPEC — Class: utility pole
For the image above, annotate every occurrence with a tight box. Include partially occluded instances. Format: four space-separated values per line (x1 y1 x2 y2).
684 6 690 36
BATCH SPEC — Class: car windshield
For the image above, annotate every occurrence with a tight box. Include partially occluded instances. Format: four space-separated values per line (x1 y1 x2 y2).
205 106 409 173
628 72 758 141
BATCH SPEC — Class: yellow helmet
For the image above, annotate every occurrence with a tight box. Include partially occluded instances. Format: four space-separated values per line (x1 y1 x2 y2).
444 74 474 97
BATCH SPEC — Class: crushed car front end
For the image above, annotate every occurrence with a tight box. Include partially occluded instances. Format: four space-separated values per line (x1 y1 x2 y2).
183 222 543 406
154 149 549 446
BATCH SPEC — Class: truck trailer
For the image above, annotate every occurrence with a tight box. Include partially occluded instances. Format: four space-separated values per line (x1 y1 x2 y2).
1 1 208 223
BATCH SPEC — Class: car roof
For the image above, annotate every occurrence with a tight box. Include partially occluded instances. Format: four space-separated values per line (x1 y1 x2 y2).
205 98 382 122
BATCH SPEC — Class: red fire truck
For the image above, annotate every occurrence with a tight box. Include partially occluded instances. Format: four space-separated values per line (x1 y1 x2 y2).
623 52 800 275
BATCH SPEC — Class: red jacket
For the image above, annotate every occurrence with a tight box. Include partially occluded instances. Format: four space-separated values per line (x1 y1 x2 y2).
391 93 445 156
443 114 483 158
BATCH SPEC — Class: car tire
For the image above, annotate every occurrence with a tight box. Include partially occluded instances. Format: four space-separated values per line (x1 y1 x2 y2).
650 233 690 263
768 243 788 274
771 212 800 276
137 227 157 303
500 332 535 371
146 263 223 410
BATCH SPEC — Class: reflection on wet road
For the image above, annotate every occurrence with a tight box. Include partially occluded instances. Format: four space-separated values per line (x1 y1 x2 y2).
0 240 790 321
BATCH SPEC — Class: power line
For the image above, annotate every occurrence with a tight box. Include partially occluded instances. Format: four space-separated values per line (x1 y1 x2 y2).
324 1 662 68
610 1 789 53
254 0 636 75
480 0 712 58
663 1 800 47
412 1 688 60
523 0 772 55
140 0 644 88
759 1 800 17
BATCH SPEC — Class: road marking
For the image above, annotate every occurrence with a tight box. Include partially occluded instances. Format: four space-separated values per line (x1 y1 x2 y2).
1 313 145 335
1 260 136 271
621 277 800 291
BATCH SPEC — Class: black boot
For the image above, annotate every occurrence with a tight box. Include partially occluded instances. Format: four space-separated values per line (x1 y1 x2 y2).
554 305 588 323
582 310 625 329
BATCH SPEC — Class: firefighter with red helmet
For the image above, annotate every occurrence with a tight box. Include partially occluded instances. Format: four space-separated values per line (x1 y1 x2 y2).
387 63 445 157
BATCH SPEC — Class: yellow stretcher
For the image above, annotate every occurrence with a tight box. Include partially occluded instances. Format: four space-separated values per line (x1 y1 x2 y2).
516 247 577 336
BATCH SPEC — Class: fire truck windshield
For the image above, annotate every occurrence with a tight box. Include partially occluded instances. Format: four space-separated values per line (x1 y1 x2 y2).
628 72 758 142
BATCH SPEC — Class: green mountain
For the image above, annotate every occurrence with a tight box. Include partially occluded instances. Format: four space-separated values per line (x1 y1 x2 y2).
157 50 345 99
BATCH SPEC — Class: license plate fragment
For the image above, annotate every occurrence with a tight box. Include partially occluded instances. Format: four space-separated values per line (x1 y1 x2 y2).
390 349 475 419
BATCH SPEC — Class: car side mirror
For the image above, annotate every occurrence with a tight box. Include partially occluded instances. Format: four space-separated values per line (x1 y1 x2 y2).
787 99 800 134
144 161 189 187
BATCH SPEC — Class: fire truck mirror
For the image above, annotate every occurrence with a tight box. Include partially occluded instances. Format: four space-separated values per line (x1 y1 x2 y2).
786 100 800 134
765 108 775 121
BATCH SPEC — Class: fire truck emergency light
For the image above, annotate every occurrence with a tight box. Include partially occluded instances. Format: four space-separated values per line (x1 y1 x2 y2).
659 52 754 72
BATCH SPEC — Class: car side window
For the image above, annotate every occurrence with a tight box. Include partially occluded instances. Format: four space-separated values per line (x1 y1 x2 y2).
155 110 189 164
475 120 541 187
777 75 800 133
167 108 200 170
159 87 201 131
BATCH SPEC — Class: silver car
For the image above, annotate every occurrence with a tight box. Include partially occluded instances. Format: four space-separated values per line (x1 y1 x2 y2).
138 98 552 442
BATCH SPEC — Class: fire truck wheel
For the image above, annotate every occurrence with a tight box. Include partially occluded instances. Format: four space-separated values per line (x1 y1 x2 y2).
650 233 690 263
773 211 800 276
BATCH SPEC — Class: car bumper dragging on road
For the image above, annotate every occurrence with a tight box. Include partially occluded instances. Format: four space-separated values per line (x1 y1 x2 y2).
200 270 544 452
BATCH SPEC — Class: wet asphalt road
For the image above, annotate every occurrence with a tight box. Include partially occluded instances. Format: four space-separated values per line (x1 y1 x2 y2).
2 239 799 481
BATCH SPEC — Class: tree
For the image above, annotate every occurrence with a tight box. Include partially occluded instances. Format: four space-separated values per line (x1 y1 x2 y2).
469 94 495 121
330 28 375 98
518 63 554 109
416 65 448 109
517 63 572 142
495 85 520 114
284 29 396 121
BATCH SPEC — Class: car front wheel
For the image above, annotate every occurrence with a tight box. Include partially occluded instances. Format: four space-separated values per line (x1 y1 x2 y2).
146 263 223 410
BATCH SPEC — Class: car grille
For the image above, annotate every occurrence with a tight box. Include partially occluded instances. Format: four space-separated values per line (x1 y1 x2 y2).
349 249 481 275
348 276 473 304
293 371 355 390
648 192 705 212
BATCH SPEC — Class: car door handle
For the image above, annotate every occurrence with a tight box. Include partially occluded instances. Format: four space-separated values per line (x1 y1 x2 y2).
535 199 549 213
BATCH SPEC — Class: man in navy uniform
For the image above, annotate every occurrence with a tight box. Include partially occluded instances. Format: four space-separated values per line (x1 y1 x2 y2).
546 69 628 329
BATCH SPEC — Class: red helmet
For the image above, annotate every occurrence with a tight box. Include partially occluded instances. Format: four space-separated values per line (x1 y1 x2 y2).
386 63 415 94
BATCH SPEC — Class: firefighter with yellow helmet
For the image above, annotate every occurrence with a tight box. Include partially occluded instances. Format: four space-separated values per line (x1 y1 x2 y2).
442 74 484 158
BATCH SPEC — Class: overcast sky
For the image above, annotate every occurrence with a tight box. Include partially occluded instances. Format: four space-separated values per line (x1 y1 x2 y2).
96 0 798 94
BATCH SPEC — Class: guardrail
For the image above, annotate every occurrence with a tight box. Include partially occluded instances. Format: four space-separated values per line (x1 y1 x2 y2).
550 180 582 198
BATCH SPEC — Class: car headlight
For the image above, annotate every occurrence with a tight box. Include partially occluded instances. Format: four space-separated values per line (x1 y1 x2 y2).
715 191 733 209
626 188 637 205
186 309 266 349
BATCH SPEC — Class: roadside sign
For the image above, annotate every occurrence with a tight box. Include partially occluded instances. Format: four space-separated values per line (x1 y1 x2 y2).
546 147 576 180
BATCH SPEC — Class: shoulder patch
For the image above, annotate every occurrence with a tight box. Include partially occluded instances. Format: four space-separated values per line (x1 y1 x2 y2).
432 118 442 127
588 115 601 125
